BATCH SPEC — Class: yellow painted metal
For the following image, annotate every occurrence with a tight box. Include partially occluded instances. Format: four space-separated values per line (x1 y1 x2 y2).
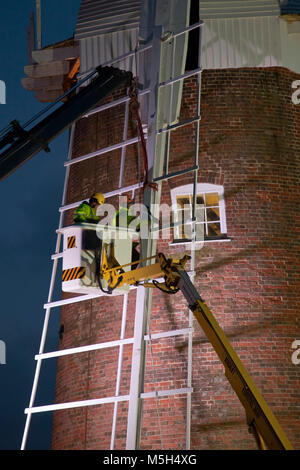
102 254 157 274
118 262 164 287
99 249 293 450
190 298 293 450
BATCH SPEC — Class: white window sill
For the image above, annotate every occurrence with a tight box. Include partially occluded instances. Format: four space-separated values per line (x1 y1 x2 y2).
169 237 231 247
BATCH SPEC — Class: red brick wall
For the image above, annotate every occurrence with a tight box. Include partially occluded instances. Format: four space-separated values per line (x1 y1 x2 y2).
52 67 300 450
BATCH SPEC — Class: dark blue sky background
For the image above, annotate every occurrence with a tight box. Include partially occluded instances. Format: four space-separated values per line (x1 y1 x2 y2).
0 0 81 450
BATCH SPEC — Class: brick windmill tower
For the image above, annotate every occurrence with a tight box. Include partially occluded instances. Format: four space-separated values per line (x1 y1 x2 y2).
21 0 300 450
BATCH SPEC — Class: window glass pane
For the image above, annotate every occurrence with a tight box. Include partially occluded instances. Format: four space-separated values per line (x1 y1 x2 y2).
176 208 191 240
195 222 205 240
207 222 221 236
178 225 184 239
207 207 220 221
181 208 192 220
182 223 192 239
175 209 184 227
196 194 204 205
196 207 205 223
177 223 192 239
176 195 190 208
183 207 192 239
205 193 219 207
173 188 225 241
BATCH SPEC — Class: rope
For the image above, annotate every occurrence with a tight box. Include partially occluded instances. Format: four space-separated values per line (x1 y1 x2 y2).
129 78 158 193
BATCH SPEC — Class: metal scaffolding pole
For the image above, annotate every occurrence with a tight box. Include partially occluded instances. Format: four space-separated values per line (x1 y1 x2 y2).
111 293 129 449
21 123 75 449
125 21 165 449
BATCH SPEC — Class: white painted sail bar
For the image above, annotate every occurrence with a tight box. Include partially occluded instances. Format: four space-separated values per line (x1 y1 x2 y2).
35 328 193 361
25 388 193 415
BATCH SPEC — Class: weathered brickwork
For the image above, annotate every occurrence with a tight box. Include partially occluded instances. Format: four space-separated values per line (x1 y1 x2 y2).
52 67 300 450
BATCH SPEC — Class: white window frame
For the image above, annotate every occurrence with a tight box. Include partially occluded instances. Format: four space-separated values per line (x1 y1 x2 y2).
170 183 227 243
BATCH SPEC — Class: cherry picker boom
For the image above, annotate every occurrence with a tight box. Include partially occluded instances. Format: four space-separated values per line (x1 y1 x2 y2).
0 66 132 182
99 249 293 450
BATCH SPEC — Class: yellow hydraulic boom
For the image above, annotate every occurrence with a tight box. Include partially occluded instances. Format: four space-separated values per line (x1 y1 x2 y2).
99 250 293 450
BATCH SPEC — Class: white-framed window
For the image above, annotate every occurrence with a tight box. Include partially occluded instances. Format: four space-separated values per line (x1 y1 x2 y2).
170 183 227 242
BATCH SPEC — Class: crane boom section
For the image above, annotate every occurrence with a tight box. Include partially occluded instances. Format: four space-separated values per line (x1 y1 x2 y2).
100 252 293 450
176 266 293 450
0 66 132 181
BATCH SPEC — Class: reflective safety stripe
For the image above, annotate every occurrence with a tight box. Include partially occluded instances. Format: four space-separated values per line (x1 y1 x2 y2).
62 267 86 282
67 236 76 249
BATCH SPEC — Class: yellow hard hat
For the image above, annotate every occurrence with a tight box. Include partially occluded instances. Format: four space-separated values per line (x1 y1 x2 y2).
92 192 105 205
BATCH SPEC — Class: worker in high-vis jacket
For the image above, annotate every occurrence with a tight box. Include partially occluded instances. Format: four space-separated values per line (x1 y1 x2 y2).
112 194 140 269
73 192 105 250
112 194 139 228
73 192 105 224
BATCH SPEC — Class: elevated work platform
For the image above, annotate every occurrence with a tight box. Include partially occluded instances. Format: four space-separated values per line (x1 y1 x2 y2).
58 223 139 296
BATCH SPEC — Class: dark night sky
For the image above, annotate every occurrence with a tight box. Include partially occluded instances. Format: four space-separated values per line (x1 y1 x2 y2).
0 0 81 450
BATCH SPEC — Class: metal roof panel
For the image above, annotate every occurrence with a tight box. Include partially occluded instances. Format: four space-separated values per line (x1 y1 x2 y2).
75 0 142 39
200 0 280 19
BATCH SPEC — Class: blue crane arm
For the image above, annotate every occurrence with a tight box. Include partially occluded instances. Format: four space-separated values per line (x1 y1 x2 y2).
0 66 132 182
